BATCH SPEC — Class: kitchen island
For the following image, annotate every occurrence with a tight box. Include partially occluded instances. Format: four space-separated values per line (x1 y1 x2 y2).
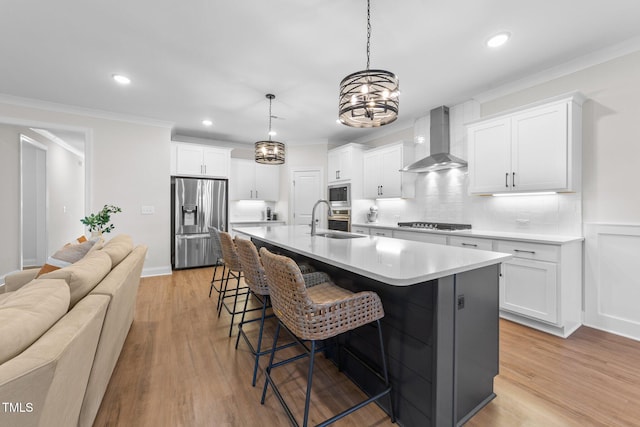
233 225 511 427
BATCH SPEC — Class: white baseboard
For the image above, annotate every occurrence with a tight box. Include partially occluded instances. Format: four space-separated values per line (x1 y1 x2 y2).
142 265 172 277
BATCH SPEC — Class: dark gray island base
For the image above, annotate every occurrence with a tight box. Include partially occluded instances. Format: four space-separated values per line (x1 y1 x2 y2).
252 238 500 427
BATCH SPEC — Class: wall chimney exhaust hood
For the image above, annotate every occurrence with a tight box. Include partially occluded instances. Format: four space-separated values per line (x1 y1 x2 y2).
400 106 467 173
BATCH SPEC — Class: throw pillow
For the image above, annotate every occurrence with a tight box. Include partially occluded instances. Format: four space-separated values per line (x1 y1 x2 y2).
0 279 70 364
101 234 133 267
39 250 112 308
36 237 96 277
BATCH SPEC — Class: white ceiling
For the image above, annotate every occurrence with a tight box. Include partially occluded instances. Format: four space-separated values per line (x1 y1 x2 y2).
2 0 640 147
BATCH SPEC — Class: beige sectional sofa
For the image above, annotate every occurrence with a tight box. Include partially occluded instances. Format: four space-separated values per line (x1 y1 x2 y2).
0 234 147 427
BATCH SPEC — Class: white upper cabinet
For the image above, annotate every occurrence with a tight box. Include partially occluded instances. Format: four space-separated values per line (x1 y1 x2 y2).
230 158 280 201
327 143 364 199
173 142 231 178
328 146 352 182
468 93 584 194
363 141 415 199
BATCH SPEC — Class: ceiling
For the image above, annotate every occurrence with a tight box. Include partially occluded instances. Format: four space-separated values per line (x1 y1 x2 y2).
2 0 640 147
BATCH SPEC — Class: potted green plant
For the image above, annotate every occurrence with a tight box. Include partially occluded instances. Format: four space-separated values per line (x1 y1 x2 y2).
81 205 122 236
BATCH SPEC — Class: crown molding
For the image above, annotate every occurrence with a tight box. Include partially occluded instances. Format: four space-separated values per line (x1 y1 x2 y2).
0 93 174 129
474 35 640 103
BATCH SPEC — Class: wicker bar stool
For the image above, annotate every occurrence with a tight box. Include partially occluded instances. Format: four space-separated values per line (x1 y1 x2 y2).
234 238 331 386
207 226 226 310
259 247 394 427
217 231 252 337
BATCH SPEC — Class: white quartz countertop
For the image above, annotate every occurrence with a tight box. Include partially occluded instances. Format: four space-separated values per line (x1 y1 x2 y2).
352 222 584 244
233 225 511 286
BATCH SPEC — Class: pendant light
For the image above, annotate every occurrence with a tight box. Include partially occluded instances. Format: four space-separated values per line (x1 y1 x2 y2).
338 0 399 128
255 93 285 165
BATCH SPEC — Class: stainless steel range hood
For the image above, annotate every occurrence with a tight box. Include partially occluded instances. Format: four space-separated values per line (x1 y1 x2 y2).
400 106 467 173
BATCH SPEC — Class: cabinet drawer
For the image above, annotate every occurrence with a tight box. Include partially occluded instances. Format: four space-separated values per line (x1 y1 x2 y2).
449 236 492 251
351 226 370 235
370 228 393 237
393 230 448 245
496 240 559 262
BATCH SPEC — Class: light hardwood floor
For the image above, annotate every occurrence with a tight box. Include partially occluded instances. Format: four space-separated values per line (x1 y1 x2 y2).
94 267 640 427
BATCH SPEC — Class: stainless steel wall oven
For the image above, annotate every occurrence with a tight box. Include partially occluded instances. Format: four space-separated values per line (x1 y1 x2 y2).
328 209 351 232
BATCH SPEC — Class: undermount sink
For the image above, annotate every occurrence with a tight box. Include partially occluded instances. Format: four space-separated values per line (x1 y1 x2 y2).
313 232 366 239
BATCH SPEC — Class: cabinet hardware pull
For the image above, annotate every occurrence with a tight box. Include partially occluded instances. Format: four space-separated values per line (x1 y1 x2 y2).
514 249 536 254
380 185 383 195
462 243 478 247
505 172 509 188
256 190 258 198
250 190 253 198
512 172 516 187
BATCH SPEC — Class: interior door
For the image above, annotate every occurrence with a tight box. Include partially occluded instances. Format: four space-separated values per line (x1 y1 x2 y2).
291 169 321 226
20 137 48 268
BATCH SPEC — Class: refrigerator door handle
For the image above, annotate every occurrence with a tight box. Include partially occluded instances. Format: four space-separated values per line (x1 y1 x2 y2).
176 234 210 240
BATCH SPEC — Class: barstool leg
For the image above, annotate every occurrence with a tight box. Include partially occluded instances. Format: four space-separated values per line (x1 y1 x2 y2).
215 264 227 311
234 289 252 350
303 340 316 427
261 321 282 404
377 319 395 423
228 273 242 337
217 267 231 317
250 295 269 386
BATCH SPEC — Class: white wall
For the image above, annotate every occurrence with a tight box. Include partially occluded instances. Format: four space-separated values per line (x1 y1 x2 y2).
0 101 172 278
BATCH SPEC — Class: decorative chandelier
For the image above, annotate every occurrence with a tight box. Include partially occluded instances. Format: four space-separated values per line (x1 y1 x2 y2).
255 93 285 165
338 0 399 128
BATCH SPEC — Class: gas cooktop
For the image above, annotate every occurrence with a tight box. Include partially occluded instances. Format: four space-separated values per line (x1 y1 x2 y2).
397 222 472 231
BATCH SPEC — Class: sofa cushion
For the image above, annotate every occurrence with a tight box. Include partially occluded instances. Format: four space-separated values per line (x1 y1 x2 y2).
37 238 99 277
40 251 112 308
101 234 133 267
0 279 70 364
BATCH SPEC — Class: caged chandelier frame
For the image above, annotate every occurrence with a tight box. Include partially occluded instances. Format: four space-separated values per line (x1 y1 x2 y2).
255 94 285 165
338 0 400 128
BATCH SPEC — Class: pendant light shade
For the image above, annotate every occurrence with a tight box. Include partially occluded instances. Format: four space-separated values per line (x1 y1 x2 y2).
255 94 285 165
339 0 399 128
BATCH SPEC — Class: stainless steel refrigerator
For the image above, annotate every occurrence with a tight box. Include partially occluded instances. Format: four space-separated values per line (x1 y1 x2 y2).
171 177 228 269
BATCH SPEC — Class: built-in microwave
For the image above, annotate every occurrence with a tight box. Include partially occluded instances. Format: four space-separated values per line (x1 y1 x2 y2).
328 183 350 207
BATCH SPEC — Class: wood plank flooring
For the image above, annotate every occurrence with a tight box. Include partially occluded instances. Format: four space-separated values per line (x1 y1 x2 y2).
94 267 640 427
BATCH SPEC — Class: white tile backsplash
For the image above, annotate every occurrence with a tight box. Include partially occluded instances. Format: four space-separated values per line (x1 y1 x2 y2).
230 200 277 222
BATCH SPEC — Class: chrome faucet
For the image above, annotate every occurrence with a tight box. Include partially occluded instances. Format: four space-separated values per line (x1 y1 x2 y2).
310 199 332 236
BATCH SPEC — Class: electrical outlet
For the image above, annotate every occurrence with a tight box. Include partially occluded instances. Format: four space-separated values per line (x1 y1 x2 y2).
516 218 530 226
141 205 155 215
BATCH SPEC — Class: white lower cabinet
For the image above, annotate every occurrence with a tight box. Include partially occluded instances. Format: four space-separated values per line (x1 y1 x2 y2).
500 257 558 324
496 239 582 338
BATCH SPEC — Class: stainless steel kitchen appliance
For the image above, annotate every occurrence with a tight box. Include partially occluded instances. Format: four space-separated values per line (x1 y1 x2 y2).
328 209 351 232
397 221 471 231
171 177 228 269
328 183 351 208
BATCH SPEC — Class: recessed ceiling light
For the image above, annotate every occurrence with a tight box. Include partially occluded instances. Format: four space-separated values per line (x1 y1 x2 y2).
486 32 511 48
202 119 213 126
112 74 131 85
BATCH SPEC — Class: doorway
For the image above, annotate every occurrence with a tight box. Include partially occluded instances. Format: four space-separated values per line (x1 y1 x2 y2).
20 135 48 268
291 169 323 226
